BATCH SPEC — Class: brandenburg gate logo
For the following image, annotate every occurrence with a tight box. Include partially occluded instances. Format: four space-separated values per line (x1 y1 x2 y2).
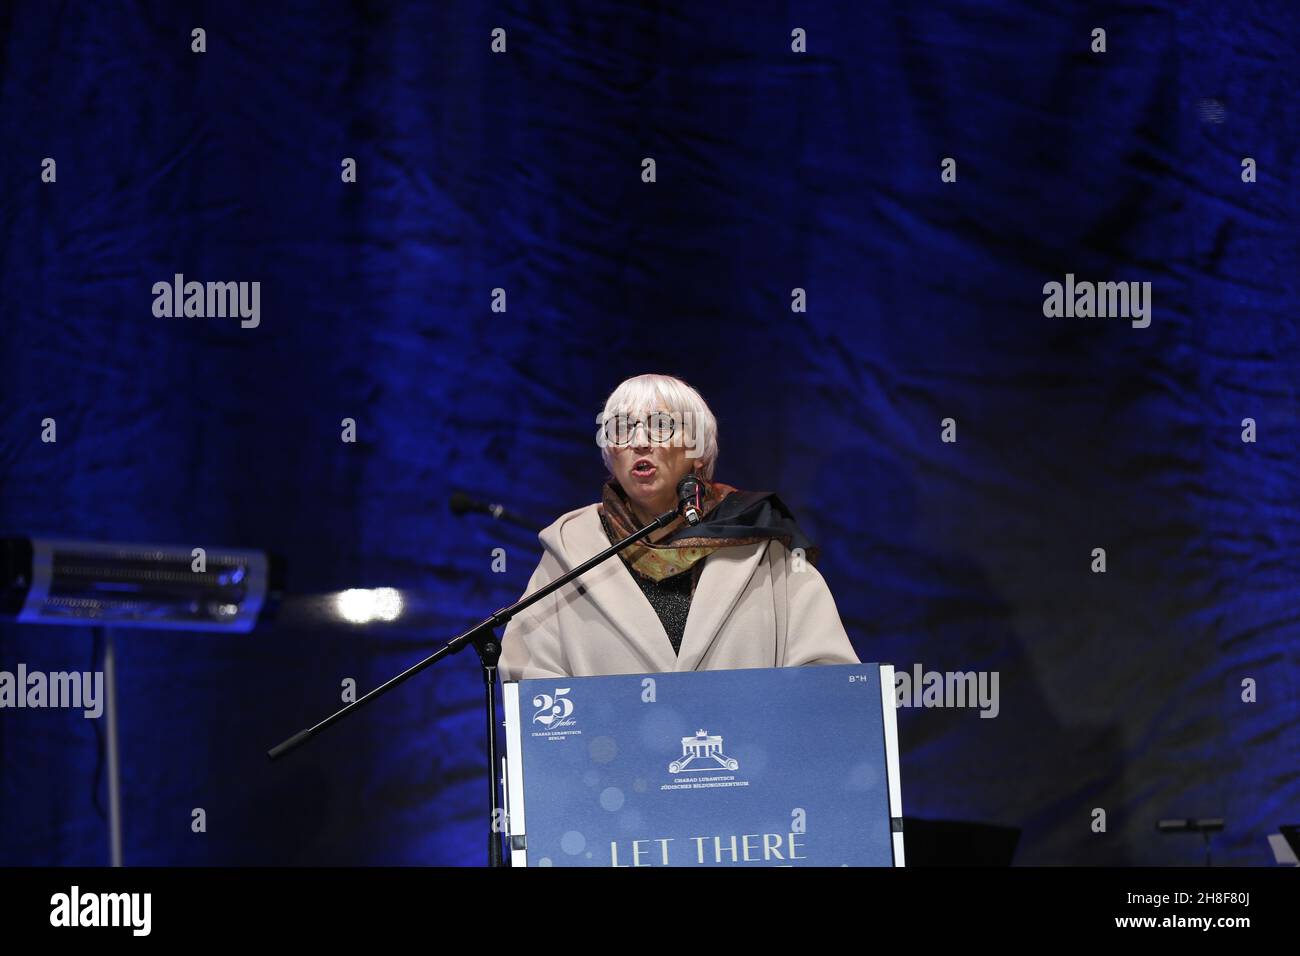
668 729 740 773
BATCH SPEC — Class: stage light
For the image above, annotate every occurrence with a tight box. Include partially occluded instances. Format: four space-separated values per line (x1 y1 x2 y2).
0 537 280 632
0 536 284 869
333 587 404 624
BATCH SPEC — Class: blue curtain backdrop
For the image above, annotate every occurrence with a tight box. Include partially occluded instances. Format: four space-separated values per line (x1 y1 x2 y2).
1 0 1296 865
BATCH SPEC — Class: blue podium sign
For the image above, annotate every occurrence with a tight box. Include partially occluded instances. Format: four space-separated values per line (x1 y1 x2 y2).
502 663 903 867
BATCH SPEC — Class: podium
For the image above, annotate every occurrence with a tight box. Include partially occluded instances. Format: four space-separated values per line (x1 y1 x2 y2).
501 662 903 867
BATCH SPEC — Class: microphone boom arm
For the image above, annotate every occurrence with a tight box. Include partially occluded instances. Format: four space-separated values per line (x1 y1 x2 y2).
266 504 680 866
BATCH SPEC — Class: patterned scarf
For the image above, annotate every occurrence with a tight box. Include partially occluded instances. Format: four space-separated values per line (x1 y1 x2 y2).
599 478 816 582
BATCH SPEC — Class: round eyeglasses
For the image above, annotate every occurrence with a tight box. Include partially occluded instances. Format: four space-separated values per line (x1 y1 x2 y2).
604 412 676 446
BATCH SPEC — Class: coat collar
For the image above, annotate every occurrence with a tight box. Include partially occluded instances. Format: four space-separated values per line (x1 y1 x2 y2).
542 505 767 673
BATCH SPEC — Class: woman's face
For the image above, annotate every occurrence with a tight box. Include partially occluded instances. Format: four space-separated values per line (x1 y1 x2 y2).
607 406 697 520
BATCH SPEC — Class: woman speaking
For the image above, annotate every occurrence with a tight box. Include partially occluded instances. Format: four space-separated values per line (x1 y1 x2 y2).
500 373 859 679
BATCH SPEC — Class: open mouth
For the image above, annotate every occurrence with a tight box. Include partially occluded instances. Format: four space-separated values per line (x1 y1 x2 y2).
631 458 657 478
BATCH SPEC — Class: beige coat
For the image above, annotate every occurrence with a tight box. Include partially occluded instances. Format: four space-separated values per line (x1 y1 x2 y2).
500 503 860 680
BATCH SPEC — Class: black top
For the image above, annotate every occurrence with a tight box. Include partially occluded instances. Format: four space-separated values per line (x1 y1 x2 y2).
629 565 693 655
600 510 696 655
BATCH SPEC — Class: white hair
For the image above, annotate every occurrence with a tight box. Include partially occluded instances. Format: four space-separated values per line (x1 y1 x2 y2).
598 373 719 480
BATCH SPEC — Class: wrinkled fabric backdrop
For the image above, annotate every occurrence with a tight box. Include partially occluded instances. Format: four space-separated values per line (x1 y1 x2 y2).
1 1 1297 866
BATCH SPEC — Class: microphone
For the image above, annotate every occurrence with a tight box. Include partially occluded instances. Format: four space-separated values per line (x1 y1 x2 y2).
677 475 703 526
449 493 540 532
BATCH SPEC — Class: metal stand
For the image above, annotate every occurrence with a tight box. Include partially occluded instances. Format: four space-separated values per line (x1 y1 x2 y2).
95 625 124 867
269 505 680 866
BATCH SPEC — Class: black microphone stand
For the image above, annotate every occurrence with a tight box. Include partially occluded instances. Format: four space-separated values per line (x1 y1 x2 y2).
267 505 682 867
